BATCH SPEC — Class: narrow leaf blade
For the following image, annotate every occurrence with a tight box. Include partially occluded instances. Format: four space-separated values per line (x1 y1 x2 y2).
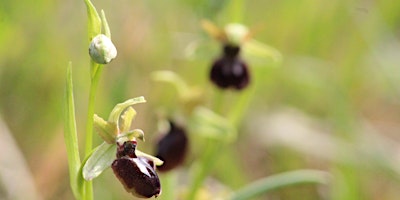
63 63 82 198
230 170 330 200
83 0 101 42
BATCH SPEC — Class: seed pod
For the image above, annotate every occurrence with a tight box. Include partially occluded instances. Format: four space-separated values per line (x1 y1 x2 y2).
89 34 117 64
112 141 161 198
210 45 250 90
155 121 188 172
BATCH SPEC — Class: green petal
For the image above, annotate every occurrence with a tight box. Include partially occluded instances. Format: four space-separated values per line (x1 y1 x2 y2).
119 107 136 133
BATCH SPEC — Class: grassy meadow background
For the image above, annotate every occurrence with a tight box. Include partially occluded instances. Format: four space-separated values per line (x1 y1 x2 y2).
1 0 400 199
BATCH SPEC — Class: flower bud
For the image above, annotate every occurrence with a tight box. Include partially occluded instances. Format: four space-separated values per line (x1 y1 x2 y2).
155 121 188 172
112 141 161 198
89 34 117 64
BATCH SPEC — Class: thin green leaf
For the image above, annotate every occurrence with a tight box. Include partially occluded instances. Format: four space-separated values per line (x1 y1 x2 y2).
108 97 146 128
63 63 82 199
120 107 136 133
230 170 331 200
136 149 164 166
82 142 116 181
83 0 101 42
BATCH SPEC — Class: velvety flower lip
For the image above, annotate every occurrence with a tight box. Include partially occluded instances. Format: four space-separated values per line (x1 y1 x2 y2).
112 140 161 198
156 121 188 172
210 55 250 90
112 156 161 198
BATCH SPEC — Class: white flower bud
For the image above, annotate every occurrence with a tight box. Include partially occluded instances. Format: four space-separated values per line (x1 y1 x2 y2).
89 34 117 64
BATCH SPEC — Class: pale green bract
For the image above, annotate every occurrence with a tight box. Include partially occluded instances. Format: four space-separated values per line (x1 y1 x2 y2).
189 106 237 142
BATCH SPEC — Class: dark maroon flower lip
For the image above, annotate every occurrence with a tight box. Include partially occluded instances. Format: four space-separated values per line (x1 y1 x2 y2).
209 44 250 90
112 141 162 198
210 55 250 90
155 121 188 172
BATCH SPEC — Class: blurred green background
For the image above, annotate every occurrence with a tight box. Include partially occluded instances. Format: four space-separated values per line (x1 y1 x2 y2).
1 0 400 199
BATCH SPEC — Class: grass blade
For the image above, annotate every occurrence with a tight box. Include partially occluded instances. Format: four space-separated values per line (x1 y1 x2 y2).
230 170 330 200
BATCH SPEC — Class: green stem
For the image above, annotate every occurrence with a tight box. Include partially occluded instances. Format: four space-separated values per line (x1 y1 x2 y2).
228 85 254 127
187 85 253 199
187 139 220 199
83 63 103 200
160 172 176 200
229 0 244 23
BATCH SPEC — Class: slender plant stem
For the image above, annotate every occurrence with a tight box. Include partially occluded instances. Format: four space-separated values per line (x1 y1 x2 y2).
83 63 104 200
187 0 248 195
187 139 220 199
160 172 176 200
187 88 223 199
229 0 244 23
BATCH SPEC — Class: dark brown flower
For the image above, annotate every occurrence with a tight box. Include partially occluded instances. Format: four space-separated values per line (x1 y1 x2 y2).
112 141 161 198
155 121 188 172
210 45 250 90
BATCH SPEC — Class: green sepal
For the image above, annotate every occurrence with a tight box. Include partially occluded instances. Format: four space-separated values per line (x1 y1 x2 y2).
108 96 146 128
189 106 237 142
151 70 202 103
82 142 116 181
93 114 117 144
243 39 283 64
151 70 190 98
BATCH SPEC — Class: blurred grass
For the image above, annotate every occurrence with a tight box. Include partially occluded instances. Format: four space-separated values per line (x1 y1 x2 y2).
1 0 400 199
